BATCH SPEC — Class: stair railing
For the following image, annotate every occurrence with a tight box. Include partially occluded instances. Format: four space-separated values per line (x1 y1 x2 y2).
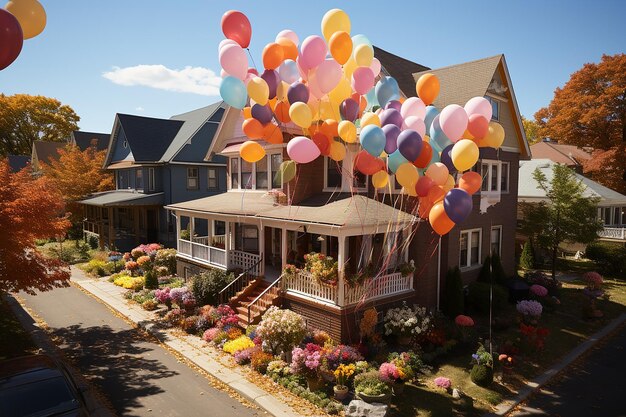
218 255 264 305
247 273 284 324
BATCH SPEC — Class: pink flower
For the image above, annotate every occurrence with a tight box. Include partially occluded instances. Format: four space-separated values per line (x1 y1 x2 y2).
583 272 603 288
379 362 400 383
455 315 475 327
530 284 548 297
434 376 451 389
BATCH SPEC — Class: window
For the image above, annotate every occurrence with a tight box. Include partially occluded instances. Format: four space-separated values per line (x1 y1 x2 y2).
271 153 282 188
148 168 155 191
135 169 143 190
207 168 218 189
326 158 342 188
490 163 498 191
460 229 481 268
490 226 502 256
256 155 268 190
500 162 509 193
122 139 128 149
602 207 611 225
480 160 508 193
230 154 281 190
241 160 253 189
324 154 368 191
485 96 499 121
117 169 130 189
613 207 621 226
187 167 199 190
230 158 239 189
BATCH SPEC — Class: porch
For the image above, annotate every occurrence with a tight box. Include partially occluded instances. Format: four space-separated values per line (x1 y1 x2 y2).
598 227 626 241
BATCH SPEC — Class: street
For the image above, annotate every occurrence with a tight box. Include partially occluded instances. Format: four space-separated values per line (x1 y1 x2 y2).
19 285 263 417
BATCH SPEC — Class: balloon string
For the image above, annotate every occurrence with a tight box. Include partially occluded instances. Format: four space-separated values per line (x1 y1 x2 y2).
246 48 258 72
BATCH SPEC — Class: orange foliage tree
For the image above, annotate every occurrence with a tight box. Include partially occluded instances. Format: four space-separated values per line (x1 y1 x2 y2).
535 54 626 193
0 159 71 294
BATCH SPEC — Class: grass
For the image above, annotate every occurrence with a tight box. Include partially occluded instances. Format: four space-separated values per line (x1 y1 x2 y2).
0 297 38 361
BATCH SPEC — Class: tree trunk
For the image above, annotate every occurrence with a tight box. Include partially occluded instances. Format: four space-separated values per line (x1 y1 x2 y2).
551 245 557 280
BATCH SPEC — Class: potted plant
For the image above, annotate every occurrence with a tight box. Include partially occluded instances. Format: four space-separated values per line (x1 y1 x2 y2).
516 300 543 326
384 303 433 346
470 344 494 387
498 354 514 375
333 363 355 400
354 370 391 403
291 343 324 391
304 252 338 287
582 272 605 318
379 358 414 395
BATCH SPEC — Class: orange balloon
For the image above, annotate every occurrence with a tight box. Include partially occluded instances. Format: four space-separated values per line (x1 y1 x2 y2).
416 73 440 106
427 185 446 204
458 171 482 195
243 118 264 139
351 93 367 114
413 142 433 169
243 106 252 119
312 132 331 156
329 31 352 65
276 37 298 61
429 201 455 235
320 119 339 139
263 123 283 144
273 100 291 123
463 128 475 140
418 197 433 219
262 42 284 70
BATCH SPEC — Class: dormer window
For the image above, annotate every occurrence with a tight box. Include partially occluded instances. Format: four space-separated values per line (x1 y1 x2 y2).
485 96 500 121
323 146 368 192
229 153 282 190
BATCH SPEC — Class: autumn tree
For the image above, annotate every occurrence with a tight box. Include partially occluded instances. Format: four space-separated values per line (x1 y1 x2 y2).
0 94 80 156
0 159 71 294
535 54 626 193
522 116 542 145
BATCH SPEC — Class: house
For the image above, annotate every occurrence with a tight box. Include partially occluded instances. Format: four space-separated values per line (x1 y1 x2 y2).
70 130 111 152
30 141 65 171
7 155 31 172
78 102 228 251
518 159 626 243
529 140 592 174
166 48 530 342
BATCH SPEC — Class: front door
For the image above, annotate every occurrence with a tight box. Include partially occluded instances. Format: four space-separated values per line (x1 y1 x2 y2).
264 227 282 280
146 209 158 242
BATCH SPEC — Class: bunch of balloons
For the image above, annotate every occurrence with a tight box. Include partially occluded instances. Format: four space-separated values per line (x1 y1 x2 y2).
218 8 506 237
0 0 47 70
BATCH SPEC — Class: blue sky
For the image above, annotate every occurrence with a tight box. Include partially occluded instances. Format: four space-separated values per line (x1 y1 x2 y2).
1 0 624 134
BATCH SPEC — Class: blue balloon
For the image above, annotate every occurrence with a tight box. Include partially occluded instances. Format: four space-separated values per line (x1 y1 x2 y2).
220 76 247 109
429 147 441 165
387 150 408 174
382 124 400 154
360 125 386 157
375 76 400 108
440 144 457 174
424 105 439 132
397 129 423 161
352 34 372 49
444 189 473 223
429 114 452 151
365 88 379 110
278 59 299 84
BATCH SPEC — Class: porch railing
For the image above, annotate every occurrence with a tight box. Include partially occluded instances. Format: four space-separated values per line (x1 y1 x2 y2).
192 236 209 246
178 238 227 269
218 255 264 305
83 220 101 235
284 270 338 304
598 227 626 240
247 273 283 324
229 250 262 276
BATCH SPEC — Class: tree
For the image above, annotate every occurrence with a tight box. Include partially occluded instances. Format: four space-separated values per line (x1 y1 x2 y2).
535 54 626 193
442 266 464 318
0 159 71 294
519 241 535 270
0 94 80 156
519 164 602 279
522 116 542 145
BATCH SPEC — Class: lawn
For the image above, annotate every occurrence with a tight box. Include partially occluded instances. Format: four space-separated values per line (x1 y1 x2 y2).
0 297 38 361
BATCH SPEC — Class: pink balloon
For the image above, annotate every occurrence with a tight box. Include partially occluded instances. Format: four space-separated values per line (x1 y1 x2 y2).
296 56 308 81
307 72 325 99
403 116 426 138
300 35 327 70
248 67 259 76
464 97 492 121
276 29 299 46
218 39 238 53
401 97 426 120
439 104 469 142
287 136 321 163
219 44 248 80
244 73 255 86
352 66 375 95
370 58 382 77
316 59 342 94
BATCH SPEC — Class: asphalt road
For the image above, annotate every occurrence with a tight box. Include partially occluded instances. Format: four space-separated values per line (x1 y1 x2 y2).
510 323 626 417
19 285 263 417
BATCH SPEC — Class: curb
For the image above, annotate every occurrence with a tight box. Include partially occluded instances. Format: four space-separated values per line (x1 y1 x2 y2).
483 312 626 417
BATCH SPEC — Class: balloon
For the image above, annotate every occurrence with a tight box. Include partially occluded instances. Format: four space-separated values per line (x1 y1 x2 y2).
353 93 367 113
221 10 252 48
372 170 389 189
352 66 375 95
275 160 297 184
439 144 457 174
263 123 284 144
459 171 482 195
242 118 264 139
429 201 455 235
397 130 423 161
219 44 248 80
329 141 346 161
467 114 489 139
338 120 357 143
276 37 298 61
424 105 439 132
380 108 403 129
382 124 400 154
360 112 380 128
262 43 284 70
443 175 456 192
365 88 379 110
0 8 22 71
321 8 351 42
240 140 266 163
403 116 426 138
312 132 331 156
243 106 252 119
401 97 426 120
444 189 473 224
385 100 402 112
329 31 352 65
415 176 435 197
451 139 479 172
387 150 408 174
289 102 313 128
287 82 309 104
482 122 506 148
465 96 492 121
370 58 381 77
247 77 269 105
276 29 299 46
427 185 446 203
439 104 469 142
218 38 238 53
360 125 386 157
354 43 374 67
219 76 247 109
329 77 352 106
429 114 453 152
287 136 320 163
418 198 434 219
375 77 400 108
260 70 279 100
278 59 300 84
355 150 384 175
395 163 419 189
251 103 273 124
340 98 359 122
425 162 449 186
5 0 46 40
300 35 327 70
415 73 440 105
273 100 291 123
316 59 342 93
413 142 433 169
351 34 372 50
321 119 339 138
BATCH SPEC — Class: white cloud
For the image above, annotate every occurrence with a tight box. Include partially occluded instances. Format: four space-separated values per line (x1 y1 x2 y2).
103 64 221 96
135 106 145 111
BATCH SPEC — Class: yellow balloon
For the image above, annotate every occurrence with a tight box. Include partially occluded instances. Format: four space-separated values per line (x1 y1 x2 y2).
247 77 269 106
342 57 358 78
403 186 418 197
329 141 346 161
329 77 352 106
318 100 339 121
443 174 455 192
372 170 389 189
360 112 381 128
338 120 357 143
321 8 351 42
482 122 506 148
5 0 46 39
276 81 289 101
354 44 374 67
289 102 313 128
395 163 419 189
240 141 266 163
451 139 480 172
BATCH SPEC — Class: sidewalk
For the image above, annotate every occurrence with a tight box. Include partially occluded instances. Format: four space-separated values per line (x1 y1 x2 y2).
70 268 307 417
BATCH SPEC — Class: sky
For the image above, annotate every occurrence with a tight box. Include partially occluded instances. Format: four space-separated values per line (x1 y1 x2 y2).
1 0 625 135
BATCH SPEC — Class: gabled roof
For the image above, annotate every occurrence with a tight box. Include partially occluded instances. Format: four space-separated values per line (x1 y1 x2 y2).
32 141 65 164
7 155 30 172
373 46 430 97
71 131 111 152
79 190 164 207
530 141 592 166
115 114 184 163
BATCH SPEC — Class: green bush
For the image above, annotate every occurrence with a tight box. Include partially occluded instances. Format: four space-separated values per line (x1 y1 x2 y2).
470 364 493 387
477 255 492 283
82 259 107 276
519 241 535 270
155 248 177 275
467 282 508 313
585 242 626 275
190 269 235 306
144 269 158 290
87 235 99 249
442 267 464 318
477 254 508 286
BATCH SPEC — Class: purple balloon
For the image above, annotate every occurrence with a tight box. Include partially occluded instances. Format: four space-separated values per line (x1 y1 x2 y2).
385 100 402 112
261 69 280 99
380 108 404 129
251 104 273 124
382 124 400 154
397 129 423 161
440 144 457 174
288 82 309 104
340 98 359 122
444 188 473 223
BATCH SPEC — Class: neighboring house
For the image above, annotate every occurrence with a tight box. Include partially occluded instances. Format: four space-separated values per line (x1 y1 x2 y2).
518 159 626 243
31 141 65 171
530 140 592 174
78 102 228 251
166 48 530 342
7 155 31 172
70 130 111 152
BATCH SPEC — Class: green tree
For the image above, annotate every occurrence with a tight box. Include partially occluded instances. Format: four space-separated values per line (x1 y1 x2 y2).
519 241 535 270
442 266 464 318
520 164 602 279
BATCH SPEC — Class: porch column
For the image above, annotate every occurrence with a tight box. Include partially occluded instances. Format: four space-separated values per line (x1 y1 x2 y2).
403 227 409 262
107 207 114 249
258 223 265 276
175 212 181 242
337 233 346 306
281 228 288 268
225 221 231 269
190 217 196 240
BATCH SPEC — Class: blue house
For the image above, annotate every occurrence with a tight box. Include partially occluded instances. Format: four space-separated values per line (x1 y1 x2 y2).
79 102 227 251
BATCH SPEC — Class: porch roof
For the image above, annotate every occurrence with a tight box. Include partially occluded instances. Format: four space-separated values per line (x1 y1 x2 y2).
79 191 164 207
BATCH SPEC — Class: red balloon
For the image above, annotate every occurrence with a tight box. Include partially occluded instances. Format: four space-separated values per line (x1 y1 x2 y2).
415 176 435 197
0 9 23 71
221 10 252 48
426 185 446 203
467 114 489 139
413 141 433 169
354 150 385 175
458 171 482 195
312 132 331 156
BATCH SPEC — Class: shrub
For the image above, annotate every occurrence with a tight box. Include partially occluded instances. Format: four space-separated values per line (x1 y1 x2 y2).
182 316 199 334
250 350 274 374
524 271 562 297
234 346 260 365
211 304 239 329
354 370 391 396
477 255 492 283
155 248 177 274
519 241 535 269
477 254 508 286
256 307 306 354
142 299 158 311
470 364 494 387
202 328 221 342
467 282 508 313
144 269 158 290
82 259 107 276
442 266 464 318
163 308 185 327
190 269 235 307
223 335 256 354
586 242 626 275
87 234 99 249
113 275 144 291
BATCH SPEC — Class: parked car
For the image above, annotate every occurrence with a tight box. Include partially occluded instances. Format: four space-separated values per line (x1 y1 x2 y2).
0 354 90 417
